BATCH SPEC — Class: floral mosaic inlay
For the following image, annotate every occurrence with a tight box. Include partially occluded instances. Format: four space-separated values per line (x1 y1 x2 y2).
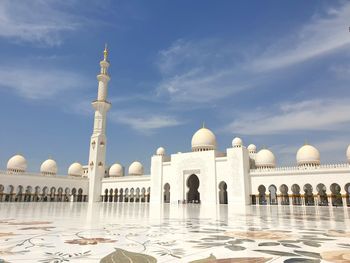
0 203 350 262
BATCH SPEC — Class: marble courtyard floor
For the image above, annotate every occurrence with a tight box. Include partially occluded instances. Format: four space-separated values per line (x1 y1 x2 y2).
1 203 350 262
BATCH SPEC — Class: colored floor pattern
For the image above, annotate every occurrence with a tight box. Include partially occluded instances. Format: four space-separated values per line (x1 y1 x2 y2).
0 203 350 262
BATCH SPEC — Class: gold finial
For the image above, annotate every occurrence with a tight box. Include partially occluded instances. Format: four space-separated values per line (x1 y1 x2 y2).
202 121 205 128
103 43 108 61
304 139 308 145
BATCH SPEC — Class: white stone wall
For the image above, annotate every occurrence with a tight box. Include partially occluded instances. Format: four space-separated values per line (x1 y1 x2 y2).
0 171 88 194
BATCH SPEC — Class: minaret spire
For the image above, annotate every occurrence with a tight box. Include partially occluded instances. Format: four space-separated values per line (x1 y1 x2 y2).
88 46 112 203
103 43 108 61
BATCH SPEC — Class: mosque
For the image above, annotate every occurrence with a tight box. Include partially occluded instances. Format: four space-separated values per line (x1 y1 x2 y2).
1 47 350 207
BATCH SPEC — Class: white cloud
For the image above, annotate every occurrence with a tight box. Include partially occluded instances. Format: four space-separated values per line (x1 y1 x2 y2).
226 99 350 135
110 111 184 134
156 2 350 104
0 0 81 46
0 66 88 100
250 3 350 71
156 39 254 103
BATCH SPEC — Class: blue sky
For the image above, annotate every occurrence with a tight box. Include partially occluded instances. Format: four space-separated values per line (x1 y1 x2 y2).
0 0 350 174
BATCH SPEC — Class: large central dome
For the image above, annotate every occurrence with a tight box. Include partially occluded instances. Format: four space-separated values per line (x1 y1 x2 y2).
191 127 217 151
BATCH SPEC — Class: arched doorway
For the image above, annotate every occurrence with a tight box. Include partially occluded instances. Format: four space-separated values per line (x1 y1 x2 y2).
291 184 301 205
279 184 289 205
218 181 228 204
42 187 48 202
258 185 266 205
109 188 113 202
16 185 23 202
268 185 277 205
316 183 328 206
330 183 343 206
77 188 83 202
114 189 118 202
24 186 32 202
6 185 14 202
119 188 124 202
57 187 63 202
135 188 140 202
164 183 170 203
104 189 108 202
130 188 135 202
303 184 314 206
64 188 70 202
187 174 200 203
50 187 56 202
141 188 145 202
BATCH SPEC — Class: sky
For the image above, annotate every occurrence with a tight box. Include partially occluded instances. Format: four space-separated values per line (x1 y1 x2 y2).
0 0 350 174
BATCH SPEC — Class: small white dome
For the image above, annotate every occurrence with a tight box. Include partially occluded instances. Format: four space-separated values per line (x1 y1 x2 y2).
255 149 276 168
156 147 166 156
109 163 123 177
347 145 350 163
232 137 243 147
7 154 27 173
40 159 58 175
296 144 320 166
128 161 144 176
191 127 216 151
247 144 257 153
68 162 83 177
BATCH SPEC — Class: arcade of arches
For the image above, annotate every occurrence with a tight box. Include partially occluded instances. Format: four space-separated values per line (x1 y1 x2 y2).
102 187 151 203
0 184 86 202
253 183 350 206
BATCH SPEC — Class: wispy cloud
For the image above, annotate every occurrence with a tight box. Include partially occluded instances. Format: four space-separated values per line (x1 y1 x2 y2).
0 0 81 46
225 99 350 135
0 66 88 100
156 2 350 104
250 3 350 72
156 39 254 103
110 110 184 134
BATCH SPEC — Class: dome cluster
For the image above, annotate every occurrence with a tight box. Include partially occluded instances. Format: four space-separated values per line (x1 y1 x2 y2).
188 126 350 168
5 154 84 177
108 161 144 177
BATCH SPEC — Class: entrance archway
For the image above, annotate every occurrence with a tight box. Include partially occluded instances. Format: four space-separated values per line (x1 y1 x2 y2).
187 174 200 203
218 181 228 204
164 183 170 203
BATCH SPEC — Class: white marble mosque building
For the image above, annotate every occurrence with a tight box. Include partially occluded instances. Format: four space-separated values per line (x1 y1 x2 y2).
1 47 350 207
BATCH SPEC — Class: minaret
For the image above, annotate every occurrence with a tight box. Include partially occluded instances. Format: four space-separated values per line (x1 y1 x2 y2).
88 45 111 203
